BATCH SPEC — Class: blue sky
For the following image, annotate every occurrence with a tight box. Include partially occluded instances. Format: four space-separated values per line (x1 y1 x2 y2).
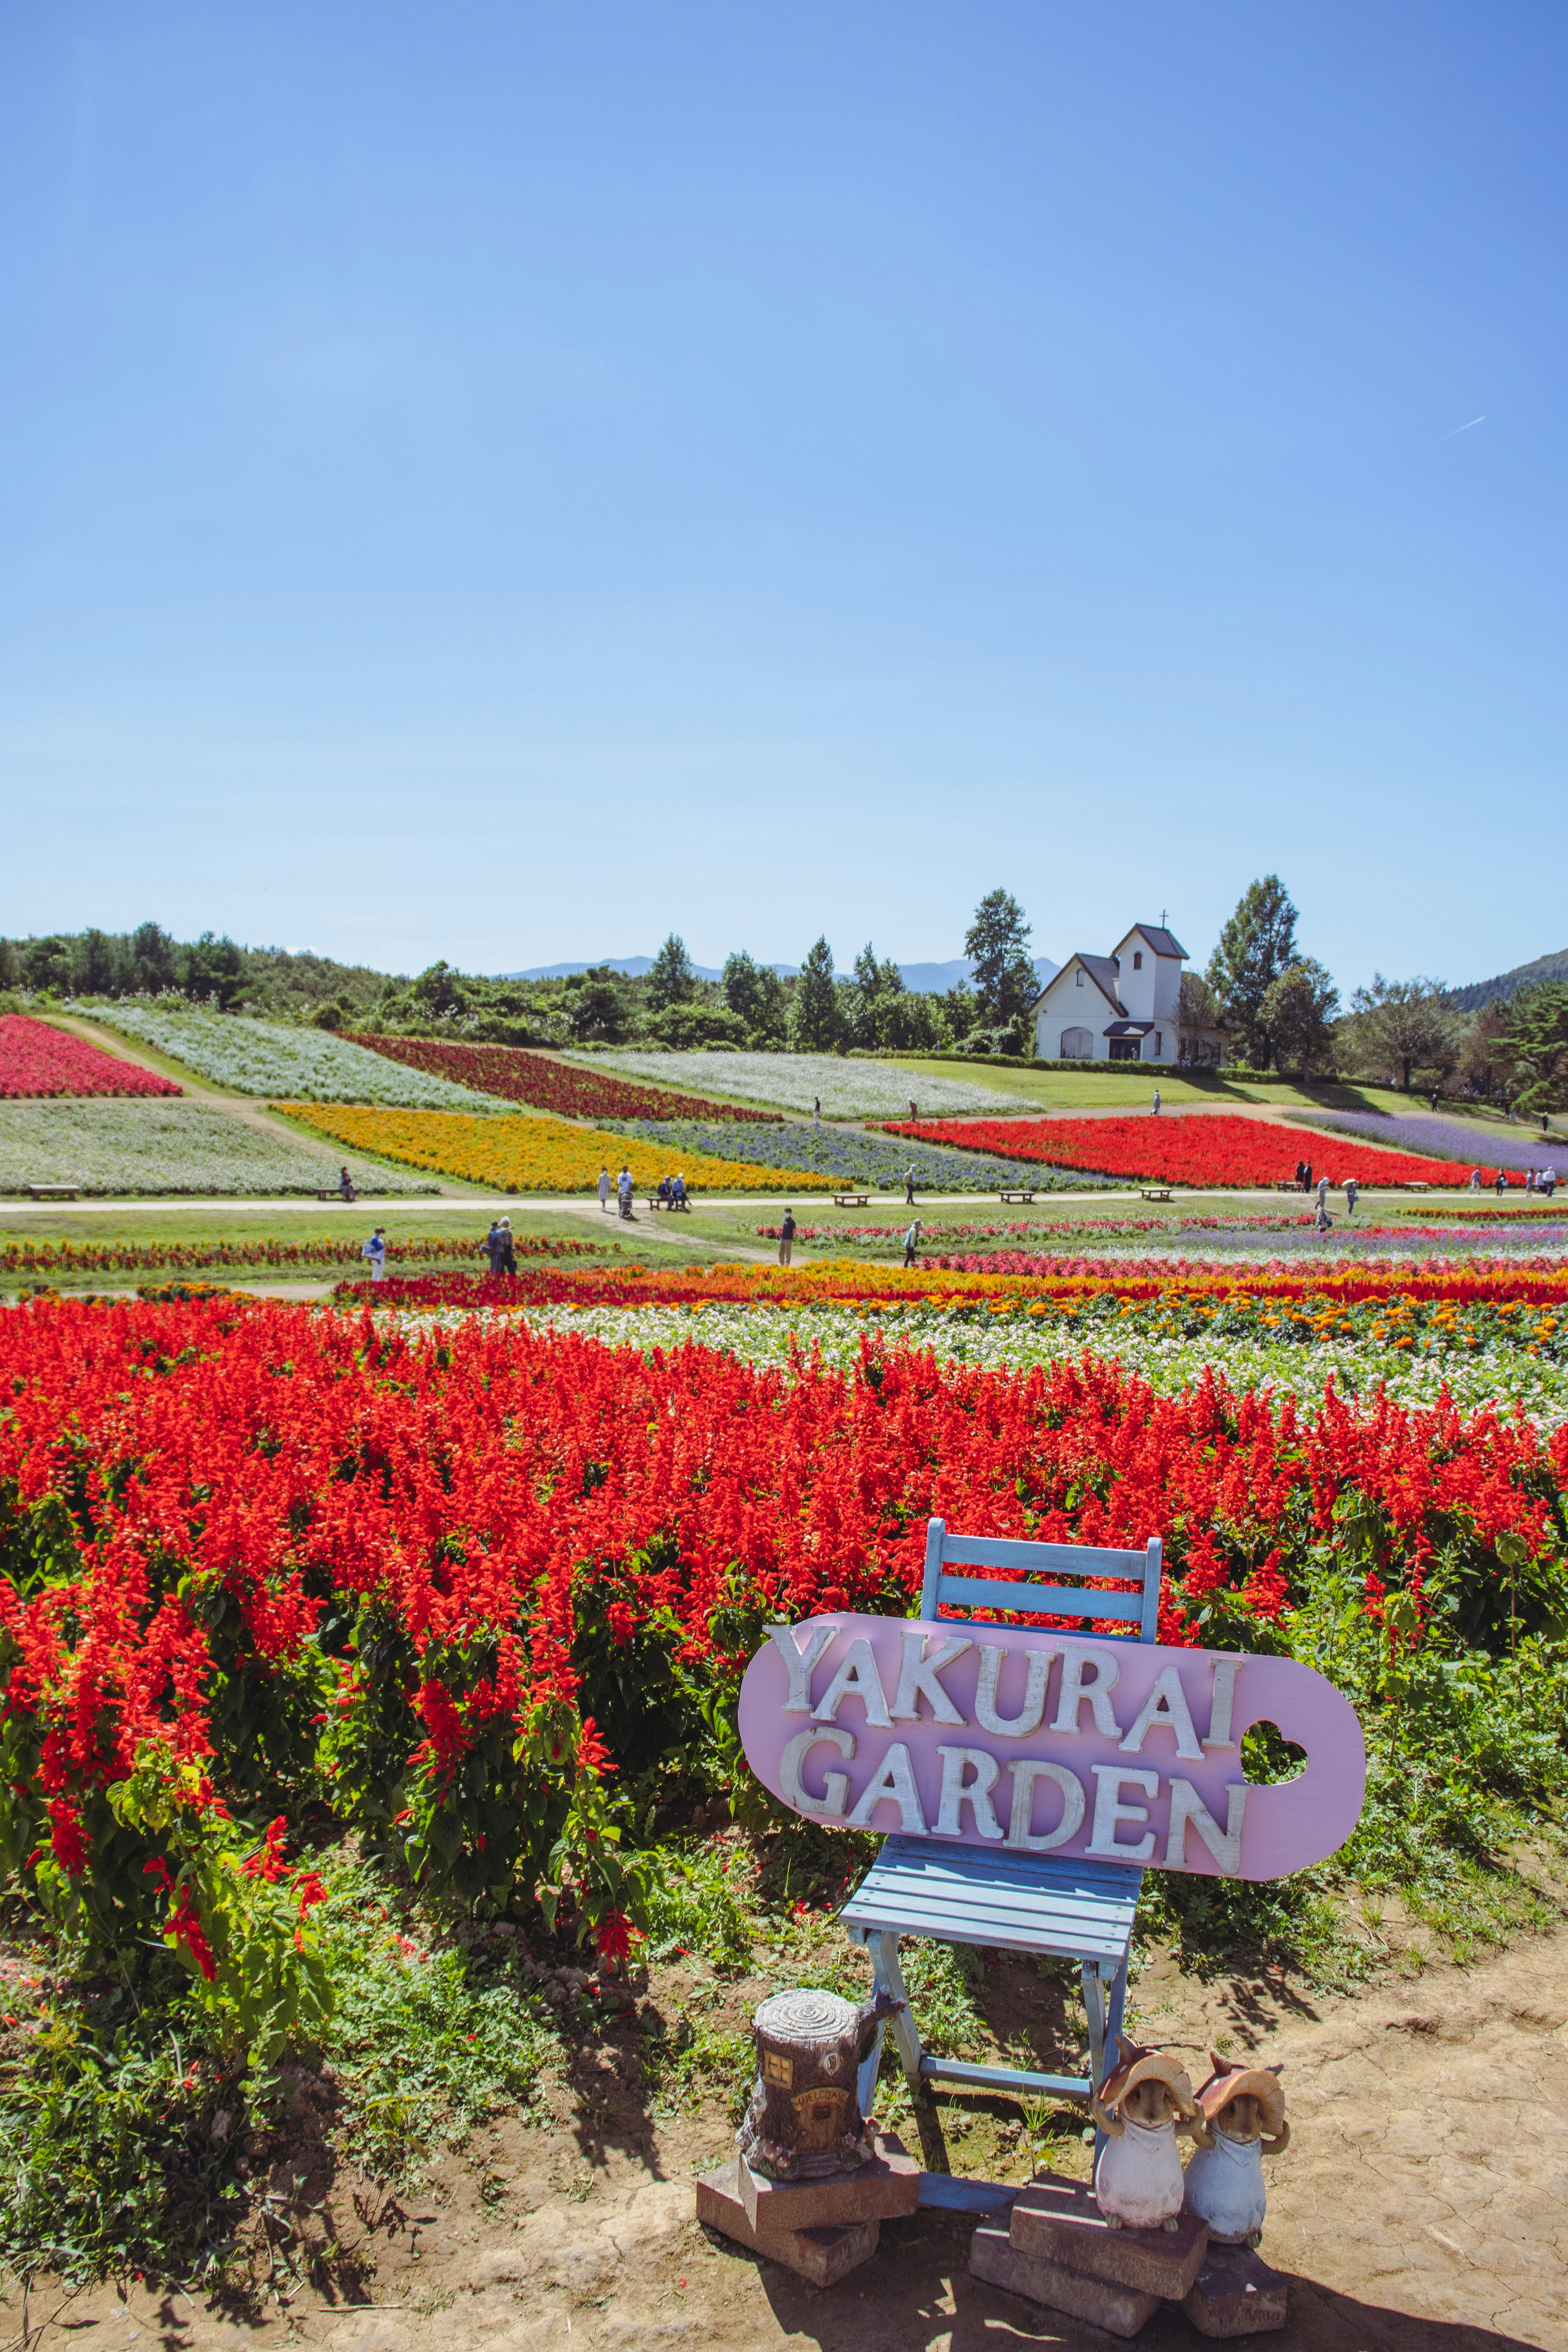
2 3 1565 991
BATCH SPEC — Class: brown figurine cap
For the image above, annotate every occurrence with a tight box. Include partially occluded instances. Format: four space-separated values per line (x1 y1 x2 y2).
1097 2034 1198 2119
1194 2053 1286 2134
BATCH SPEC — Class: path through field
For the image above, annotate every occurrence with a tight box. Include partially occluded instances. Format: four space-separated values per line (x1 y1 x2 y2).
11 1922 1568 2352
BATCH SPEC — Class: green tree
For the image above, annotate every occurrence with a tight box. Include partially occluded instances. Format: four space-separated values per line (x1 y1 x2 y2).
1345 975 1457 1091
1260 958 1339 1078
1205 877 1299 1067
129 922 178 994
19 935 73 993
69 928 118 996
963 890 1036 1027
181 931 245 1009
1497 982 1568 1113
646 935 696 1012
788 936 842 1053
564 968 633 1042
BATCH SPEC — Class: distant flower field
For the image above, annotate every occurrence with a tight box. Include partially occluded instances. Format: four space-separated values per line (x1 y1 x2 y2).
0 1014 179 1100
1294 1109 1568 1178
0 1101 437 1196
347 1034 782 1123
91 1004 500 1109
881 1112 1474 1189
276 1101 838 1192
604 1116 1107 1193
569 1047 1011 1118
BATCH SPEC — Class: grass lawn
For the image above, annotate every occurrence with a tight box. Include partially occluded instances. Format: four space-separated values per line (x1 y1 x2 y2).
888 1059 1419 1116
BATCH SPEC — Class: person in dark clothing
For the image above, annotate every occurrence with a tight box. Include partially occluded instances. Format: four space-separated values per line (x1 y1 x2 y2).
339 1165 356 1203
778 1208 796 1267
1301 1160 1314 1195
902 1218 922 1267
905 1165 917 1205
498 1217 517 1275
484 1221 506 1274
1495 1167 1507 1197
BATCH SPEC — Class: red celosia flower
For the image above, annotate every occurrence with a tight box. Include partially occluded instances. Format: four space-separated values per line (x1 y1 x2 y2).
47 1798 88 1875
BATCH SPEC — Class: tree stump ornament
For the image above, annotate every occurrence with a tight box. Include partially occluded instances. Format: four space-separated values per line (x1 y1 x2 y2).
736 1988 902 2182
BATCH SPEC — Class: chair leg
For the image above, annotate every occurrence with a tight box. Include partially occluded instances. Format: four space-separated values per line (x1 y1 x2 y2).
864 1930 925 2091
1084 1951 1130 2172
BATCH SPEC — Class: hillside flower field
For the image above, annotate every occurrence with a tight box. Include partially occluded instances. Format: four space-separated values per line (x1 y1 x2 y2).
571 1047 1012 1117
1295 1109 1568 1176
347 1034 782 1122
604 1116 1108 1192
89 1004 501 1109
0 1014 180 1099
277 1100 839 1190
884 1111 1475 1189
0 1100 439 1195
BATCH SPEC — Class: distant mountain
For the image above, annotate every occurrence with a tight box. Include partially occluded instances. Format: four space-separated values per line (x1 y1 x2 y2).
1448 949 1568 1013
501 954 1062 992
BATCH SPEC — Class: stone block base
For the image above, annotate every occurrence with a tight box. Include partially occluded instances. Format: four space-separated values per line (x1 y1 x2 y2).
969 2218 1161 2340
1009 2170 1208 2300
1182 2242 1289 2338
738 2133 920 2234
696 2160 880 2287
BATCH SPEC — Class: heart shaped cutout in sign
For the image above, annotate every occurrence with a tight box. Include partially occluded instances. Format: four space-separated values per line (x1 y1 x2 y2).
738 1617 1365 1879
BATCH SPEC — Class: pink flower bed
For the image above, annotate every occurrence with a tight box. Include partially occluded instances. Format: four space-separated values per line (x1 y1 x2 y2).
0 1015 181 1099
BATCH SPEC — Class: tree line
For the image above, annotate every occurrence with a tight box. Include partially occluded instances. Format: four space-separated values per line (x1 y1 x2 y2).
5 890 1566 1108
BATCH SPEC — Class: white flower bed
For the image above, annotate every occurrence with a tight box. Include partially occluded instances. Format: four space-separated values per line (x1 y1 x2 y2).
89 1005 497 1109
499 1302 1568 1430
565 1049 1012 1118
0 1101 437 1196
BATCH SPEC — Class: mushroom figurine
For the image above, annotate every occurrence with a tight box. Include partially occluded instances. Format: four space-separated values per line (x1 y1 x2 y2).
1091 2035 1209 2232
1180 2054 1289 2247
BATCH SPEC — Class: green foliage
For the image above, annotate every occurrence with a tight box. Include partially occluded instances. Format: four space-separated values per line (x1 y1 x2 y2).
1496 981 1568 1113
1343 973 1458 1091
1206 876 1300 1067
788 935 842 1053
1260 958 1340 1078
646 934 697 1013
721 951 788 1045
963 890 1036 1028
642 1841 755 1968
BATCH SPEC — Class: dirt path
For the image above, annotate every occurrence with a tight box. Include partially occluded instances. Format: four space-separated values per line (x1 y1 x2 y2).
12 1923 1568 2352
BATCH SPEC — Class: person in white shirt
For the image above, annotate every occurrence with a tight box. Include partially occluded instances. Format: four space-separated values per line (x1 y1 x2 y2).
362 1227 387 1280
597 1167 611 1212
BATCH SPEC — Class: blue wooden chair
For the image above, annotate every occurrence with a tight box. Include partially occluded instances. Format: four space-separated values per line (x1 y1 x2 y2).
841 1516 1163 2197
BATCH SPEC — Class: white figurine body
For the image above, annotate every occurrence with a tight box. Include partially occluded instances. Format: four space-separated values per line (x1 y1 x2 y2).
1091 2036 1207 2232
1182 2054 1289 2248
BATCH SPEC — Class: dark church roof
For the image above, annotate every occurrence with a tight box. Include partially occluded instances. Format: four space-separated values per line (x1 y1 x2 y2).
1130 924 1188 960
1074 954 1127 1013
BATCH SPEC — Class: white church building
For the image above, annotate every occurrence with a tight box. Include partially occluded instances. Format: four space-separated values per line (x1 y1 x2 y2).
1031 922 1225 1065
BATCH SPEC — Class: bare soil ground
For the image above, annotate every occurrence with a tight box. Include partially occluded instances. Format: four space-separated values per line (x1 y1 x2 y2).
10 1922 1568 2352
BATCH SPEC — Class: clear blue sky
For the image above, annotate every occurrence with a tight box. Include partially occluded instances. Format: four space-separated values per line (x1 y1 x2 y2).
3 3 1565 991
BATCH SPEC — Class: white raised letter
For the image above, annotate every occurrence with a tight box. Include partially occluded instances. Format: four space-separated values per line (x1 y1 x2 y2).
1165 1780 1248 1876
1087 1764 1158 1861
1051 1645 1123 1737
974 1643 1055 1738
1118 1662 1204 1760
1006 1759 1087 1852
1203 1657 1243 1749
780 1727 855 1818
766 1623 836 1714
934 1746 1004 1840
846 1742 928 1834
892 1628 972 1726
811 1636 893 1727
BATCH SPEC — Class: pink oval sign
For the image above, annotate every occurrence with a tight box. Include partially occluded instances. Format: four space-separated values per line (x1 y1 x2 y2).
738 1617 1365 1881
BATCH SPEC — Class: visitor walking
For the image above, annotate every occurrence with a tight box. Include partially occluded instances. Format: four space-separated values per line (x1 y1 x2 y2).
1345 1177 1358 1218
1544 1167 1557 1199
1301 1160 1314 1195
1469 1167 1482 1192
483 1220 506 1274
597 1166 611 1212
1294 1160 1307 1190
813 1096 821 1125
362 1227 387 1280
617 1165 633 1219
1316 1174 1329 1212
1315 1199 1332 1236
909 1098 918 1120
902 1217 922 1267
1495 1167 1507 1198
498 1217 517 1276
778 1208 796 1267
1152 1088 1161 1116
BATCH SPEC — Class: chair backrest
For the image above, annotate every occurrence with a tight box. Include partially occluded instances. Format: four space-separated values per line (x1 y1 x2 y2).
918 1517 1162 1646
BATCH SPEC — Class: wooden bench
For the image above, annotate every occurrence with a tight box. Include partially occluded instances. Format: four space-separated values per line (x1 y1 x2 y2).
1140 1187 1173 1202
645 1195 691 1213
998 1188 1036 1204
315 1189 355 1202
833 1192 870 1208
25 1184 79 1200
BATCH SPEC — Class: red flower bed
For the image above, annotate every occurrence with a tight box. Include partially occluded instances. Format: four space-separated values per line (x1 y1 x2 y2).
0 1013 180 1099
879 1113 1471 1190
1 1294 1562 1932
346 1035 780 1123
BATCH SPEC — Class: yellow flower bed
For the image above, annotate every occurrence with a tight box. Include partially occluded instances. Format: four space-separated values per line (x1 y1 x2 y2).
273 1101 837 1193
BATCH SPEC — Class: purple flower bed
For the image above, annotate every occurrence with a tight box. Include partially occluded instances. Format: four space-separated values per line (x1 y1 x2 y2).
1293 1111 1568 1176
